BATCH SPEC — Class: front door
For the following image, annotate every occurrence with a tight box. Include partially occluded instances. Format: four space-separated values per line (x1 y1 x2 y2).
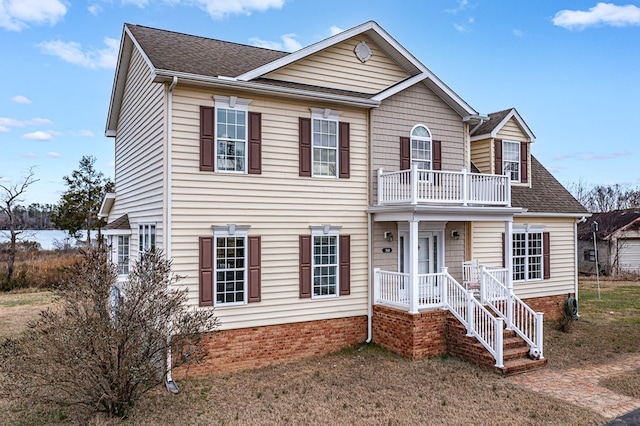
399 232 437 274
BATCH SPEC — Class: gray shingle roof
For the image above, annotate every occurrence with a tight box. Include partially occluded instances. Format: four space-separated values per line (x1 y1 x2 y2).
577 210 640 240
471 108 512 137
511 156 588 215
103 214 130 231
126 24 289 78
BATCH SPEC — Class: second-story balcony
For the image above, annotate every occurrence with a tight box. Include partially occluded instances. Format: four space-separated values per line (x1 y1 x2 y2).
377 166 511 207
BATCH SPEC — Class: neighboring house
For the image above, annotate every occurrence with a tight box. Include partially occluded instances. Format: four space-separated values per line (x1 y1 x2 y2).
578 211 640 276
100 21 588 376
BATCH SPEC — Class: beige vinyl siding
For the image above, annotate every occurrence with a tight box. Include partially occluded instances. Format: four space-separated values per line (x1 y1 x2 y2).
470 138 492 174
496 118 526 141
170 87 369 330
265 36 409 94
108 47 165 258
471 217 577 299
370 82 465 204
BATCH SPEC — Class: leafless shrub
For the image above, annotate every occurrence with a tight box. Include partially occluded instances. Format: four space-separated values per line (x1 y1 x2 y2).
0 248 218 419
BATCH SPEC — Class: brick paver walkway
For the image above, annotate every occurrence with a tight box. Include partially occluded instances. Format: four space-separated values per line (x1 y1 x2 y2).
508 353 640 420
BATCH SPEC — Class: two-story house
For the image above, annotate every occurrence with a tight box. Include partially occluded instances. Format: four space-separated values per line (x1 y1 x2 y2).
100 21 587 376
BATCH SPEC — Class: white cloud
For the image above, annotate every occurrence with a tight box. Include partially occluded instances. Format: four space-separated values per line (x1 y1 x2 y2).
553 3 640 30
39 37 119 69
45 151 61 158
70 129 95 137
193 0 285 19
0 117 53 128
22 130 54 141
454 23 469 33
445 0 473 14
87 4 103 15
329 25 343 36
12 95 31 104
0 126 9 132
22 152 37 158
121 0 150 6
108 160 115 169
513 29 523 37
0 0 67 31
250 33 301 52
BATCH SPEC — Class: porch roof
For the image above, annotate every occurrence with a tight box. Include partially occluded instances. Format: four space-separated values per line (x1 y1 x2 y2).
368 204 525 222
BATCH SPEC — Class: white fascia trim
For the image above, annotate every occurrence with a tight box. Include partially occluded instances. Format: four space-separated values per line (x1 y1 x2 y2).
488 109 536 143
105 25 157 137
371 74 428 102
236 21 380 81
154 70 380 108
103 228 132 236
98 192 116 218
514 212 590 219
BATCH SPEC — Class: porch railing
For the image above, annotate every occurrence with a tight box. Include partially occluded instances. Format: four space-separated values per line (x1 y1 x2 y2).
374 268 505 367
377 165 511 207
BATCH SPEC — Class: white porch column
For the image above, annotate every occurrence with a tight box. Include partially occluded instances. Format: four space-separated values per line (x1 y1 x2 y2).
409 219 420 313
504 220 514 329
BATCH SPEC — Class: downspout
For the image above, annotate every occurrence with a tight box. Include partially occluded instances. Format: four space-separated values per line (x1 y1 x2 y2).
367 211 373 343
165 76 179 393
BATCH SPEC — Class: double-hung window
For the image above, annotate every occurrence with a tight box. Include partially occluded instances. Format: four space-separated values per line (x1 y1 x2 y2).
411 124 432 170
117 235 130 275
311 225 341 297
214 225 250 305
513 227 543 282
139 224 156 257
311 108 341 177
215 95 251 173
503 140 520 181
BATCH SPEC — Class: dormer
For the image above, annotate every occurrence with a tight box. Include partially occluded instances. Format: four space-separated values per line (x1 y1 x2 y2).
470 108 535 187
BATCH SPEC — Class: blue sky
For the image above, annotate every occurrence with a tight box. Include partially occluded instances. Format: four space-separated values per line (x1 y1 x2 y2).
1 0 639 206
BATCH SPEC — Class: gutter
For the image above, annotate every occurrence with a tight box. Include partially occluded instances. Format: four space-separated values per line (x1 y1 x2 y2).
165 76 180 394
153 70 381 109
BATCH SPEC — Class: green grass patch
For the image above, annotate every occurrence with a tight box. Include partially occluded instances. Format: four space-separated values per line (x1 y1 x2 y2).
579 285 640 318
0 291 54 308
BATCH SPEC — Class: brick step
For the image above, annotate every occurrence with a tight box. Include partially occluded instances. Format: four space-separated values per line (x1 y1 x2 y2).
498 356 547 376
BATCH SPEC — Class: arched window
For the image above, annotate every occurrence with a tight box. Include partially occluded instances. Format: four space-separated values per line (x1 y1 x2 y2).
411 124 432 170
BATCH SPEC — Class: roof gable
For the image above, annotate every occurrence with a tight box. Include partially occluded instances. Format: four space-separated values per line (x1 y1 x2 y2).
578 210 640 240
471 108 535 142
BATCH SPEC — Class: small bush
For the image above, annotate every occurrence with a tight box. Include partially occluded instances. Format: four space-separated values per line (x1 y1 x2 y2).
0 248 219 420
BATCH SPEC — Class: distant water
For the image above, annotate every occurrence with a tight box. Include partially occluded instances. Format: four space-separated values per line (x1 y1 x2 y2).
0 230 99 251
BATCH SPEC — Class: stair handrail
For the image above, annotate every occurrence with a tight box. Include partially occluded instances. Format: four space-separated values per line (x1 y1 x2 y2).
482 266 544 359
443 272 504 367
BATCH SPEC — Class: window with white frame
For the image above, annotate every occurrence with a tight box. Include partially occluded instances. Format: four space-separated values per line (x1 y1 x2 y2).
503 140 520 181
311 108 341 177
214 225 249 305
215 95 251 173
311 225 341 297
139 224 156 256
117 235 130 275
411 124 432 170
513 227 543 281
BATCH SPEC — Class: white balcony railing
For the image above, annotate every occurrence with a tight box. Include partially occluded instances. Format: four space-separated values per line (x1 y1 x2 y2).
377 165 511 207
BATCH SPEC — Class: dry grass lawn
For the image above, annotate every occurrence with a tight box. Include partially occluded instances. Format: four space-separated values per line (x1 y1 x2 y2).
2 278 640 425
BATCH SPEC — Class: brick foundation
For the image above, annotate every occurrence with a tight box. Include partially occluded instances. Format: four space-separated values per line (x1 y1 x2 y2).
174 316 367 378
522 294 572 320
372 305 449 359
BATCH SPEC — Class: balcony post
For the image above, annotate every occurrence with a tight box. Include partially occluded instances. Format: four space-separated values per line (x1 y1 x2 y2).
410 164 418 205
461 167 468 206
409 219 419 313
535 311 544 359
504 220 514 330
377 168 383 206
374 268 381 303
466 290 475 336
505 174 512 207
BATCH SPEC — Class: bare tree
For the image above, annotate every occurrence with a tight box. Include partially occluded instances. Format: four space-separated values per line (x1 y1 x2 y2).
0 169 38 282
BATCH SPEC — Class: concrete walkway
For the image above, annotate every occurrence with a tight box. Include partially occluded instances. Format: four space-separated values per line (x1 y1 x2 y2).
508 353 640 421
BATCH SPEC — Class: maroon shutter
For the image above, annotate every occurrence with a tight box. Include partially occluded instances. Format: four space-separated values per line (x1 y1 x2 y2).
339 121 350 179
248 112 262 174
339 235 351 296
400 137 411 170
299 118 312 177
543 232 551 279
520 142 528 183
200 106 215 171
248 236 261 302
299 235 312 298
199 237 214 306
494 139 503 175
432 140 442 171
